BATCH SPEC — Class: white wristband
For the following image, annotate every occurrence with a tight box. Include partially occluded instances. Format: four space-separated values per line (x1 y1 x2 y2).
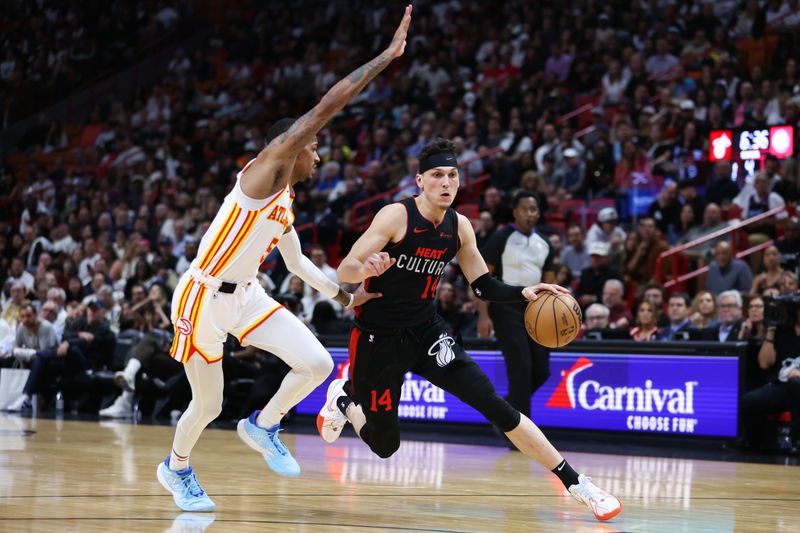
345 292 355 310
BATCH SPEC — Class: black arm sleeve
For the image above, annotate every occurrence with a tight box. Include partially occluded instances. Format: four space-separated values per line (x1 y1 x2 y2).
470 272 527 303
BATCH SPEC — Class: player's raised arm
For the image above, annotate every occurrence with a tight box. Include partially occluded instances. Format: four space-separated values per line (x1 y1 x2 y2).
242 5 413 199
455 214 568 301
337 203 407 283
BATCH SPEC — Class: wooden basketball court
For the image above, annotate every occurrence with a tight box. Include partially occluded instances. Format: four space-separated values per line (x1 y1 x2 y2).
1 414 798 532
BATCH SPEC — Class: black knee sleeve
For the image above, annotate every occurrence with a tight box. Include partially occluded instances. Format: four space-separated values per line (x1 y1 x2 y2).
460 373 521 432
360 423 401 459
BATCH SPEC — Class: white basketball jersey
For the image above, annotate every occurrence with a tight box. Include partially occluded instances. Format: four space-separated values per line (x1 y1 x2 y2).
190 159 295 283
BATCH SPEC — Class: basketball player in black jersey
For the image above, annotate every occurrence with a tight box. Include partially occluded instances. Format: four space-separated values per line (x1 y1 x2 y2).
316 138 622 521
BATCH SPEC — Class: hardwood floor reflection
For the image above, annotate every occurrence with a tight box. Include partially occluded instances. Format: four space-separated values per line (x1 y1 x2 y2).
1 415 798 532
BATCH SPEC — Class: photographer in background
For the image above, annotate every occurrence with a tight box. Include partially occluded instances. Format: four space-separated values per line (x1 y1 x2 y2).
740 294 800 450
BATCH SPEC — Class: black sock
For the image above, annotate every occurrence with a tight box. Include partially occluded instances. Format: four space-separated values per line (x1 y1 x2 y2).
551 459 580 489
336 395 353 416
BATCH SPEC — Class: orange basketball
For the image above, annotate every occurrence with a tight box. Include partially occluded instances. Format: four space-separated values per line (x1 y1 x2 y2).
524 292 582 348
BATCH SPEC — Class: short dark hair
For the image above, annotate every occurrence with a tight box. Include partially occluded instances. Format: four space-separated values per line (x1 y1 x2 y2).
669 292 691 306
567 223 584 234
511 190 539 209
266 118 296 144
419 137 455 163
643 282 665 298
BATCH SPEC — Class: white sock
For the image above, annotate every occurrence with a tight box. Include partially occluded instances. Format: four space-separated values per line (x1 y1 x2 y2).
169 449 190 472
123 359 142 382
256 407 283 430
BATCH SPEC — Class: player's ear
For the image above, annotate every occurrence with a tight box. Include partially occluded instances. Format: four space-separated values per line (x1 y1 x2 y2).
416 173 423 191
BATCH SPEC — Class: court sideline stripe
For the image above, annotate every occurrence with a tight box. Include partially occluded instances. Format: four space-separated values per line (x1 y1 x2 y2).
0 517 470 533
2 494 799 501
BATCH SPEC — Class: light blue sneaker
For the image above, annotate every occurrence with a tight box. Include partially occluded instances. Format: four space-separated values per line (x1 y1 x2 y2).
237 410 301 477
156 458 216 512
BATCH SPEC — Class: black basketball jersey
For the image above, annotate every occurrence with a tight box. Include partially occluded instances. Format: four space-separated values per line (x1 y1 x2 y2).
356 197 460 329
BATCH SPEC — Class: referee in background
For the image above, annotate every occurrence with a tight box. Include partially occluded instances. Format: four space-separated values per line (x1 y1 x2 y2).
476 191 556 433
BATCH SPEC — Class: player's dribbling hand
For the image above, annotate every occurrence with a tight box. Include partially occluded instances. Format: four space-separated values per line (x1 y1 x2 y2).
385 5 413 59
351 283 383 307
522 283 570 301
363 252 395 278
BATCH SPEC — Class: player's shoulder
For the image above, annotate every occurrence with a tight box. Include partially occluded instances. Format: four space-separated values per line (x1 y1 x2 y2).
374 202 408 220
367 202 408 232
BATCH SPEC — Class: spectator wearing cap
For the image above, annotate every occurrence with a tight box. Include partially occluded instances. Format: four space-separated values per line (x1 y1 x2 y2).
586 207 626 254
706 241 754 295
575 241 624 309
560 148 585 199
6 301 115 412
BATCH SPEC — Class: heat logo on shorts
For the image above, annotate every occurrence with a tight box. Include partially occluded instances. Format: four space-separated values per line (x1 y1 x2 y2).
428 332 455 367
176 317 193 336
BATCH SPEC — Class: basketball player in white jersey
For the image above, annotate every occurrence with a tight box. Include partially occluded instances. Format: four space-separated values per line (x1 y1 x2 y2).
157 5 413 512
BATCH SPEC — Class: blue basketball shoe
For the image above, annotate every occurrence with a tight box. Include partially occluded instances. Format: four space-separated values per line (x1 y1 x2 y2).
237 410 301 477
156 457 216 512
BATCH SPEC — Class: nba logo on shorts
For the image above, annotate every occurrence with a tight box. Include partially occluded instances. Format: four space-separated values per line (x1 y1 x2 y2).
176 317 193 336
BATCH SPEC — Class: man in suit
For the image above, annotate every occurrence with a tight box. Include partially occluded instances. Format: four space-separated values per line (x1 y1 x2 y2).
655 292 695 341
701 290 742 342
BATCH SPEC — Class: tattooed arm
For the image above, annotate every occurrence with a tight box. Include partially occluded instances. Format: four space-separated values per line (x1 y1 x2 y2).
241 5 412 199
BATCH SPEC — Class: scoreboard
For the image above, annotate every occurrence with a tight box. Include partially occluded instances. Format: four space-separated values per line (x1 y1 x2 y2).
709 125 794 162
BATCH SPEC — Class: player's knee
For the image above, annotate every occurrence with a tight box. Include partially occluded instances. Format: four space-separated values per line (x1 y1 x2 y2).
370 433 401 459
361 423 400 458
306 350 334 384
197 395 223 421
479 394 521 433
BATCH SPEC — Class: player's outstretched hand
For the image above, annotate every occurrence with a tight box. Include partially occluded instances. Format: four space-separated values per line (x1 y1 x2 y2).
351 283 382 307
522 283 570 301
385 4 413 59
363 252 396 278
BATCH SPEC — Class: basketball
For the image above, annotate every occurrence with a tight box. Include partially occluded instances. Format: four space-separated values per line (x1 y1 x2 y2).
524 292 582 348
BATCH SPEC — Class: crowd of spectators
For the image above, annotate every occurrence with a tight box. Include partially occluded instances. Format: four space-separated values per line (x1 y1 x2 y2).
1 0 800 445
1 0 187 128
